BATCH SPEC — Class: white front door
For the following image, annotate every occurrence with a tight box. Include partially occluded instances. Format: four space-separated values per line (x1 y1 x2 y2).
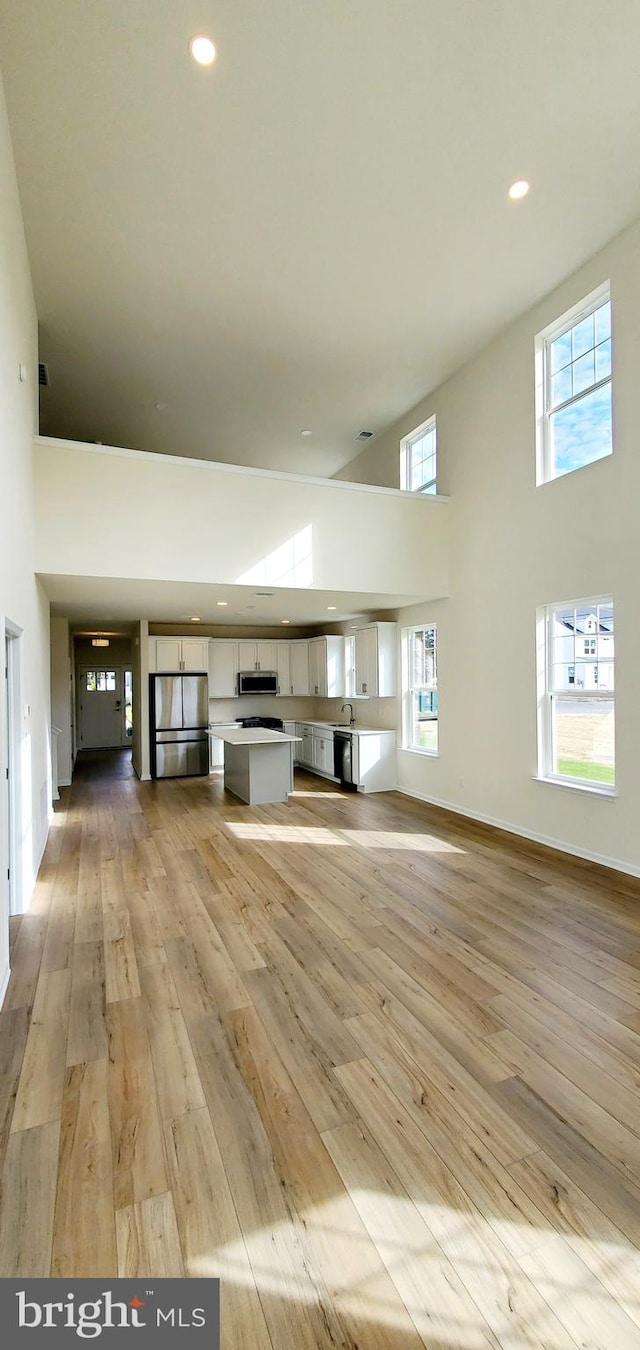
78 666 127 748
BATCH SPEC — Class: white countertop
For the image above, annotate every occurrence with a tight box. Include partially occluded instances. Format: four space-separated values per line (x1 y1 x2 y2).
209 720 394 737
215 727 301 746
297 721 395 736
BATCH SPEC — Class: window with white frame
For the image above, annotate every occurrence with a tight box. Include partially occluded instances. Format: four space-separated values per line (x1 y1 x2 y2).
400 416 437 494
538 599 614 789
536 283 612 484
402 625 438 753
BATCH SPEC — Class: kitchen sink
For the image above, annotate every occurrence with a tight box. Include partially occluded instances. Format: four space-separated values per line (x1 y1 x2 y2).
328 722 351 728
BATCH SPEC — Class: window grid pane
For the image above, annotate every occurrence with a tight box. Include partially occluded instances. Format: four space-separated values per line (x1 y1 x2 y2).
547 300 611 413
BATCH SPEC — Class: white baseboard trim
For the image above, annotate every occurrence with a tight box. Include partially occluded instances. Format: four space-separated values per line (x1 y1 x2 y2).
0 962 10 1010
57 777 71 788
395 785 640 879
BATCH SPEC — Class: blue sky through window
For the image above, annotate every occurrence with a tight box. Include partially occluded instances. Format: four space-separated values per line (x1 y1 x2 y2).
546 297 612 478
551 383 612 476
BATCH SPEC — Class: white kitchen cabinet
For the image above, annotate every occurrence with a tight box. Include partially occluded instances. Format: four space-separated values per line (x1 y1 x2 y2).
276 643 291 696
353 622 396 697
237 641 278 671
313 729 335 775
153 637 209 672
351 730 396 791
293 723 305 764
209 640 238 698
308 635 345 698
283 720 297 773
209 736 224 769
290 640 310 696
300 725 314 766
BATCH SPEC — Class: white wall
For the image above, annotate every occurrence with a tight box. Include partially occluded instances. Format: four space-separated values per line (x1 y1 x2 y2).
33 437 450 602
0 70 51 974
338 216 640 876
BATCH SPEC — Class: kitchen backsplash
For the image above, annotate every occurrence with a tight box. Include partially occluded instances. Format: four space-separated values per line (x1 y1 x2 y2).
209 694 397 729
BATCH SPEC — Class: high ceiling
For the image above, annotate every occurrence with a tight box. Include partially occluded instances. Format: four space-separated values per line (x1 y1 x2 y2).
2 1 640 479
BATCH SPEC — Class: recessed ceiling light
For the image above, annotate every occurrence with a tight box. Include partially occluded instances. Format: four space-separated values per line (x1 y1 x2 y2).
327 606 337 611
281 619 291 625
216 600 228 607
300 429 312 437
508 179 530 200
190 616 201 622
189 34 216 66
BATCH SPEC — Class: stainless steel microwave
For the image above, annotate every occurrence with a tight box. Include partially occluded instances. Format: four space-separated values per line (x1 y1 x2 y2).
237 670 278 695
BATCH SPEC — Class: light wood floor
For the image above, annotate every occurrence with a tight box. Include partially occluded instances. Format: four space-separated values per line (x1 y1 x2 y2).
1 751 640 1347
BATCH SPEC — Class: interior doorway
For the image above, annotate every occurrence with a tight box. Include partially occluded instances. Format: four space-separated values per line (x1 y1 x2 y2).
77 665 133 750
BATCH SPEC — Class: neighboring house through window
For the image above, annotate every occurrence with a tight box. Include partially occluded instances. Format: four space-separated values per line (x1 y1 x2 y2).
400 415 437 494
535 283 612 484
402 624 438 753
538 598 614 789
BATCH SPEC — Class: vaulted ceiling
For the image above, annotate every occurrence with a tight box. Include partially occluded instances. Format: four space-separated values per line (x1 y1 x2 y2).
2 0 640 478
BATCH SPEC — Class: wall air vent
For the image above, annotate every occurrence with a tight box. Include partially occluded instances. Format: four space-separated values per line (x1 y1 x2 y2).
255 591 275 597
356 429 373 441
38 362 50 386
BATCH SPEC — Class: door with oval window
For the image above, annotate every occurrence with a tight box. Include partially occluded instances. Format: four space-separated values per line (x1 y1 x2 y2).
78 667 132 748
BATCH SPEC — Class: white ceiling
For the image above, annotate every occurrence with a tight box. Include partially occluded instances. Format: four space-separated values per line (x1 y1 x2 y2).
2 1 640 478
40 573 422 630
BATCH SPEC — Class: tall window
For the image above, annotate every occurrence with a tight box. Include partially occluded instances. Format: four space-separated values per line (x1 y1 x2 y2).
536 283 612 483
400 416 437 494
403 625 438 753
538 599 614 789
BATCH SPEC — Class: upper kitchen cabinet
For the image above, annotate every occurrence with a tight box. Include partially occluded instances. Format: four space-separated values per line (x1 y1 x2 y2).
308 636 345 698
289 640 310 696
276 642 290 696
209 640 238 698
237 641 278 672
354 622 396 697
153 637 209 672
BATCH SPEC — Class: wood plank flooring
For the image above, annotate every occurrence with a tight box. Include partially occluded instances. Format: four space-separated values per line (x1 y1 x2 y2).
1 749 640 1347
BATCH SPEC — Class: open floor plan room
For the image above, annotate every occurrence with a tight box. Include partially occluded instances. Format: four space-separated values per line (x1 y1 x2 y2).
2 751 640 1349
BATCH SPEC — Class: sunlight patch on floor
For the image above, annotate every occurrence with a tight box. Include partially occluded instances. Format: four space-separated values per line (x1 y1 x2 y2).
340 829 464 853
226 823 348 846
225 821 464 851
185 1189 640 1346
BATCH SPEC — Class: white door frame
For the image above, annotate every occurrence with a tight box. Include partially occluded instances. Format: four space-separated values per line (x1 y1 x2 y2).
3 622 23 934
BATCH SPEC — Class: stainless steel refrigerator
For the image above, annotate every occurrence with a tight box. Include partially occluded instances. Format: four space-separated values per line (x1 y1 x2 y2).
149 673 209 778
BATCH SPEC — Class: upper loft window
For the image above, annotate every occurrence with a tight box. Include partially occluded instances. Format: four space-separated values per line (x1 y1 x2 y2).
536 283 612 484
400 416 437 494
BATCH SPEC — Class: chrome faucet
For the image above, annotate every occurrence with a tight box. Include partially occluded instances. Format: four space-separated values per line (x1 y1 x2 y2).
341 702 355 726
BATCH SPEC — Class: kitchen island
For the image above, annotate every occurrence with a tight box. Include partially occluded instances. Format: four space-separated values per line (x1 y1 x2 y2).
216 726 301 805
